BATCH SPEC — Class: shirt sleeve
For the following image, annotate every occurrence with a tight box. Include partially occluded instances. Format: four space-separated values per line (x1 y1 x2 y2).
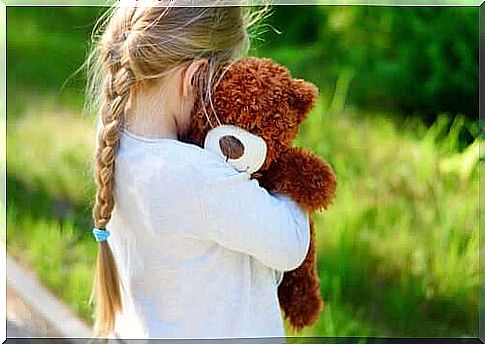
198 163 311 272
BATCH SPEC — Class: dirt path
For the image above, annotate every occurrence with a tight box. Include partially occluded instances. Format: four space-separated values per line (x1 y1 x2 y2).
6 254 92 340
6 286 60 337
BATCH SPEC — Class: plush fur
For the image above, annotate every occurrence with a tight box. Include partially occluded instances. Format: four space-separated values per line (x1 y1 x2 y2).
181 57 337 331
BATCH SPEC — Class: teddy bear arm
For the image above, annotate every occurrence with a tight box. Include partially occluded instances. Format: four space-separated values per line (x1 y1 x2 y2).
261 147 336 212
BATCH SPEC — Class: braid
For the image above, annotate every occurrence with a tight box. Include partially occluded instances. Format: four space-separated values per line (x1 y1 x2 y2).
94 57 135 227
92 13 137 336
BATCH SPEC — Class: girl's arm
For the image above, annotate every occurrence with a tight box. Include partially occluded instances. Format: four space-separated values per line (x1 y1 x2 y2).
198 163 311 272
137 145 310 272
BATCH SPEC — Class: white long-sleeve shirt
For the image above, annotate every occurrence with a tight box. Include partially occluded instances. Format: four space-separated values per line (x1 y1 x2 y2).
106 128 311 339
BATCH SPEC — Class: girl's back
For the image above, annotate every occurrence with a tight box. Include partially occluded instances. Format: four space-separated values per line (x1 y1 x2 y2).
109 129 307 338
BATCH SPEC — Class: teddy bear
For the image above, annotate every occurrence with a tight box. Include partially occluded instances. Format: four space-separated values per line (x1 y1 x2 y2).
180 56 337 331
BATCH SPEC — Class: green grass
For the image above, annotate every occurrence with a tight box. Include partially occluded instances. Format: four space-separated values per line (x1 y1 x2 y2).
6 104 98 323
7 204 96 321
294 103 479 337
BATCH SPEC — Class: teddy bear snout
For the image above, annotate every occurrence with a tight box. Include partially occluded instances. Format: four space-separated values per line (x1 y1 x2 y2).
219 135 245 160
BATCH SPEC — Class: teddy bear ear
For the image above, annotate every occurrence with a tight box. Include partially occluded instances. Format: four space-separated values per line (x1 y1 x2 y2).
289 79 319 121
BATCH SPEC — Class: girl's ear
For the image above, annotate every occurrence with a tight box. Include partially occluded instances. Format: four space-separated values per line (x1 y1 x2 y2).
182 59 208 98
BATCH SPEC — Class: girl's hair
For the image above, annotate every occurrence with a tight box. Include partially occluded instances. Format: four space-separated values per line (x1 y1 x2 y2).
85 0 269 337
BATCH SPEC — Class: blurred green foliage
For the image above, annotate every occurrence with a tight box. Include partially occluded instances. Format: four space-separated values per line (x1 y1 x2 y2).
254 6 478 122
6 5 479 338
7 6 102 109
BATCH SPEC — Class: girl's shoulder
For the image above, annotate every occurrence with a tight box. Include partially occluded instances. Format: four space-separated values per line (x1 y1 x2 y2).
118 129 240 181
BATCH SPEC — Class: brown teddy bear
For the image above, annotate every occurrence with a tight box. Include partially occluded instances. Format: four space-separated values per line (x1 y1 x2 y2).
181 57 337 331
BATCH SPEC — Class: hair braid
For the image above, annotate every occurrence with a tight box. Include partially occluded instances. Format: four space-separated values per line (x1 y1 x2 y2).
92 15 137 336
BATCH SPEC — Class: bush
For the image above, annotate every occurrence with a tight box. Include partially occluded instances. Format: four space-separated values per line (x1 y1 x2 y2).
256 6 478 121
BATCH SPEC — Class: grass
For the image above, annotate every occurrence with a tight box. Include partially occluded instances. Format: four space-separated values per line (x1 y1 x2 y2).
295 104 479 337
6 6 479 338
6 105 98 323
7 203 96 321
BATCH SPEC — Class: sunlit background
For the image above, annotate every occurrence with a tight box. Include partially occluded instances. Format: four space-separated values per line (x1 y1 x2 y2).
6 5 479 337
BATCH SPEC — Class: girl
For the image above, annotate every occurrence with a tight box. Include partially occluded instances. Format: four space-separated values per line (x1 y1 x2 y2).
86 0 310 339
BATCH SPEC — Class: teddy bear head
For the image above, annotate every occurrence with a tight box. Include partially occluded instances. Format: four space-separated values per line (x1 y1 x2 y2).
183 57 318 171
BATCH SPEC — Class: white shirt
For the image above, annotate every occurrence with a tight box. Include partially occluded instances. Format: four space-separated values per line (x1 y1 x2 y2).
107 129 311 339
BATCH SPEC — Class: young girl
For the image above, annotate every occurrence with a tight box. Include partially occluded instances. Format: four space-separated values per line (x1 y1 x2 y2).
86 0 310 339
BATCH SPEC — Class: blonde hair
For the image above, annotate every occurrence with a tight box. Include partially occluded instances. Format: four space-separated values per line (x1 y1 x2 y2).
85 0 268 337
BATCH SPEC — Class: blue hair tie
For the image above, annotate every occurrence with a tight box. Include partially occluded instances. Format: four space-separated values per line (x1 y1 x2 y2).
92 227 110 242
